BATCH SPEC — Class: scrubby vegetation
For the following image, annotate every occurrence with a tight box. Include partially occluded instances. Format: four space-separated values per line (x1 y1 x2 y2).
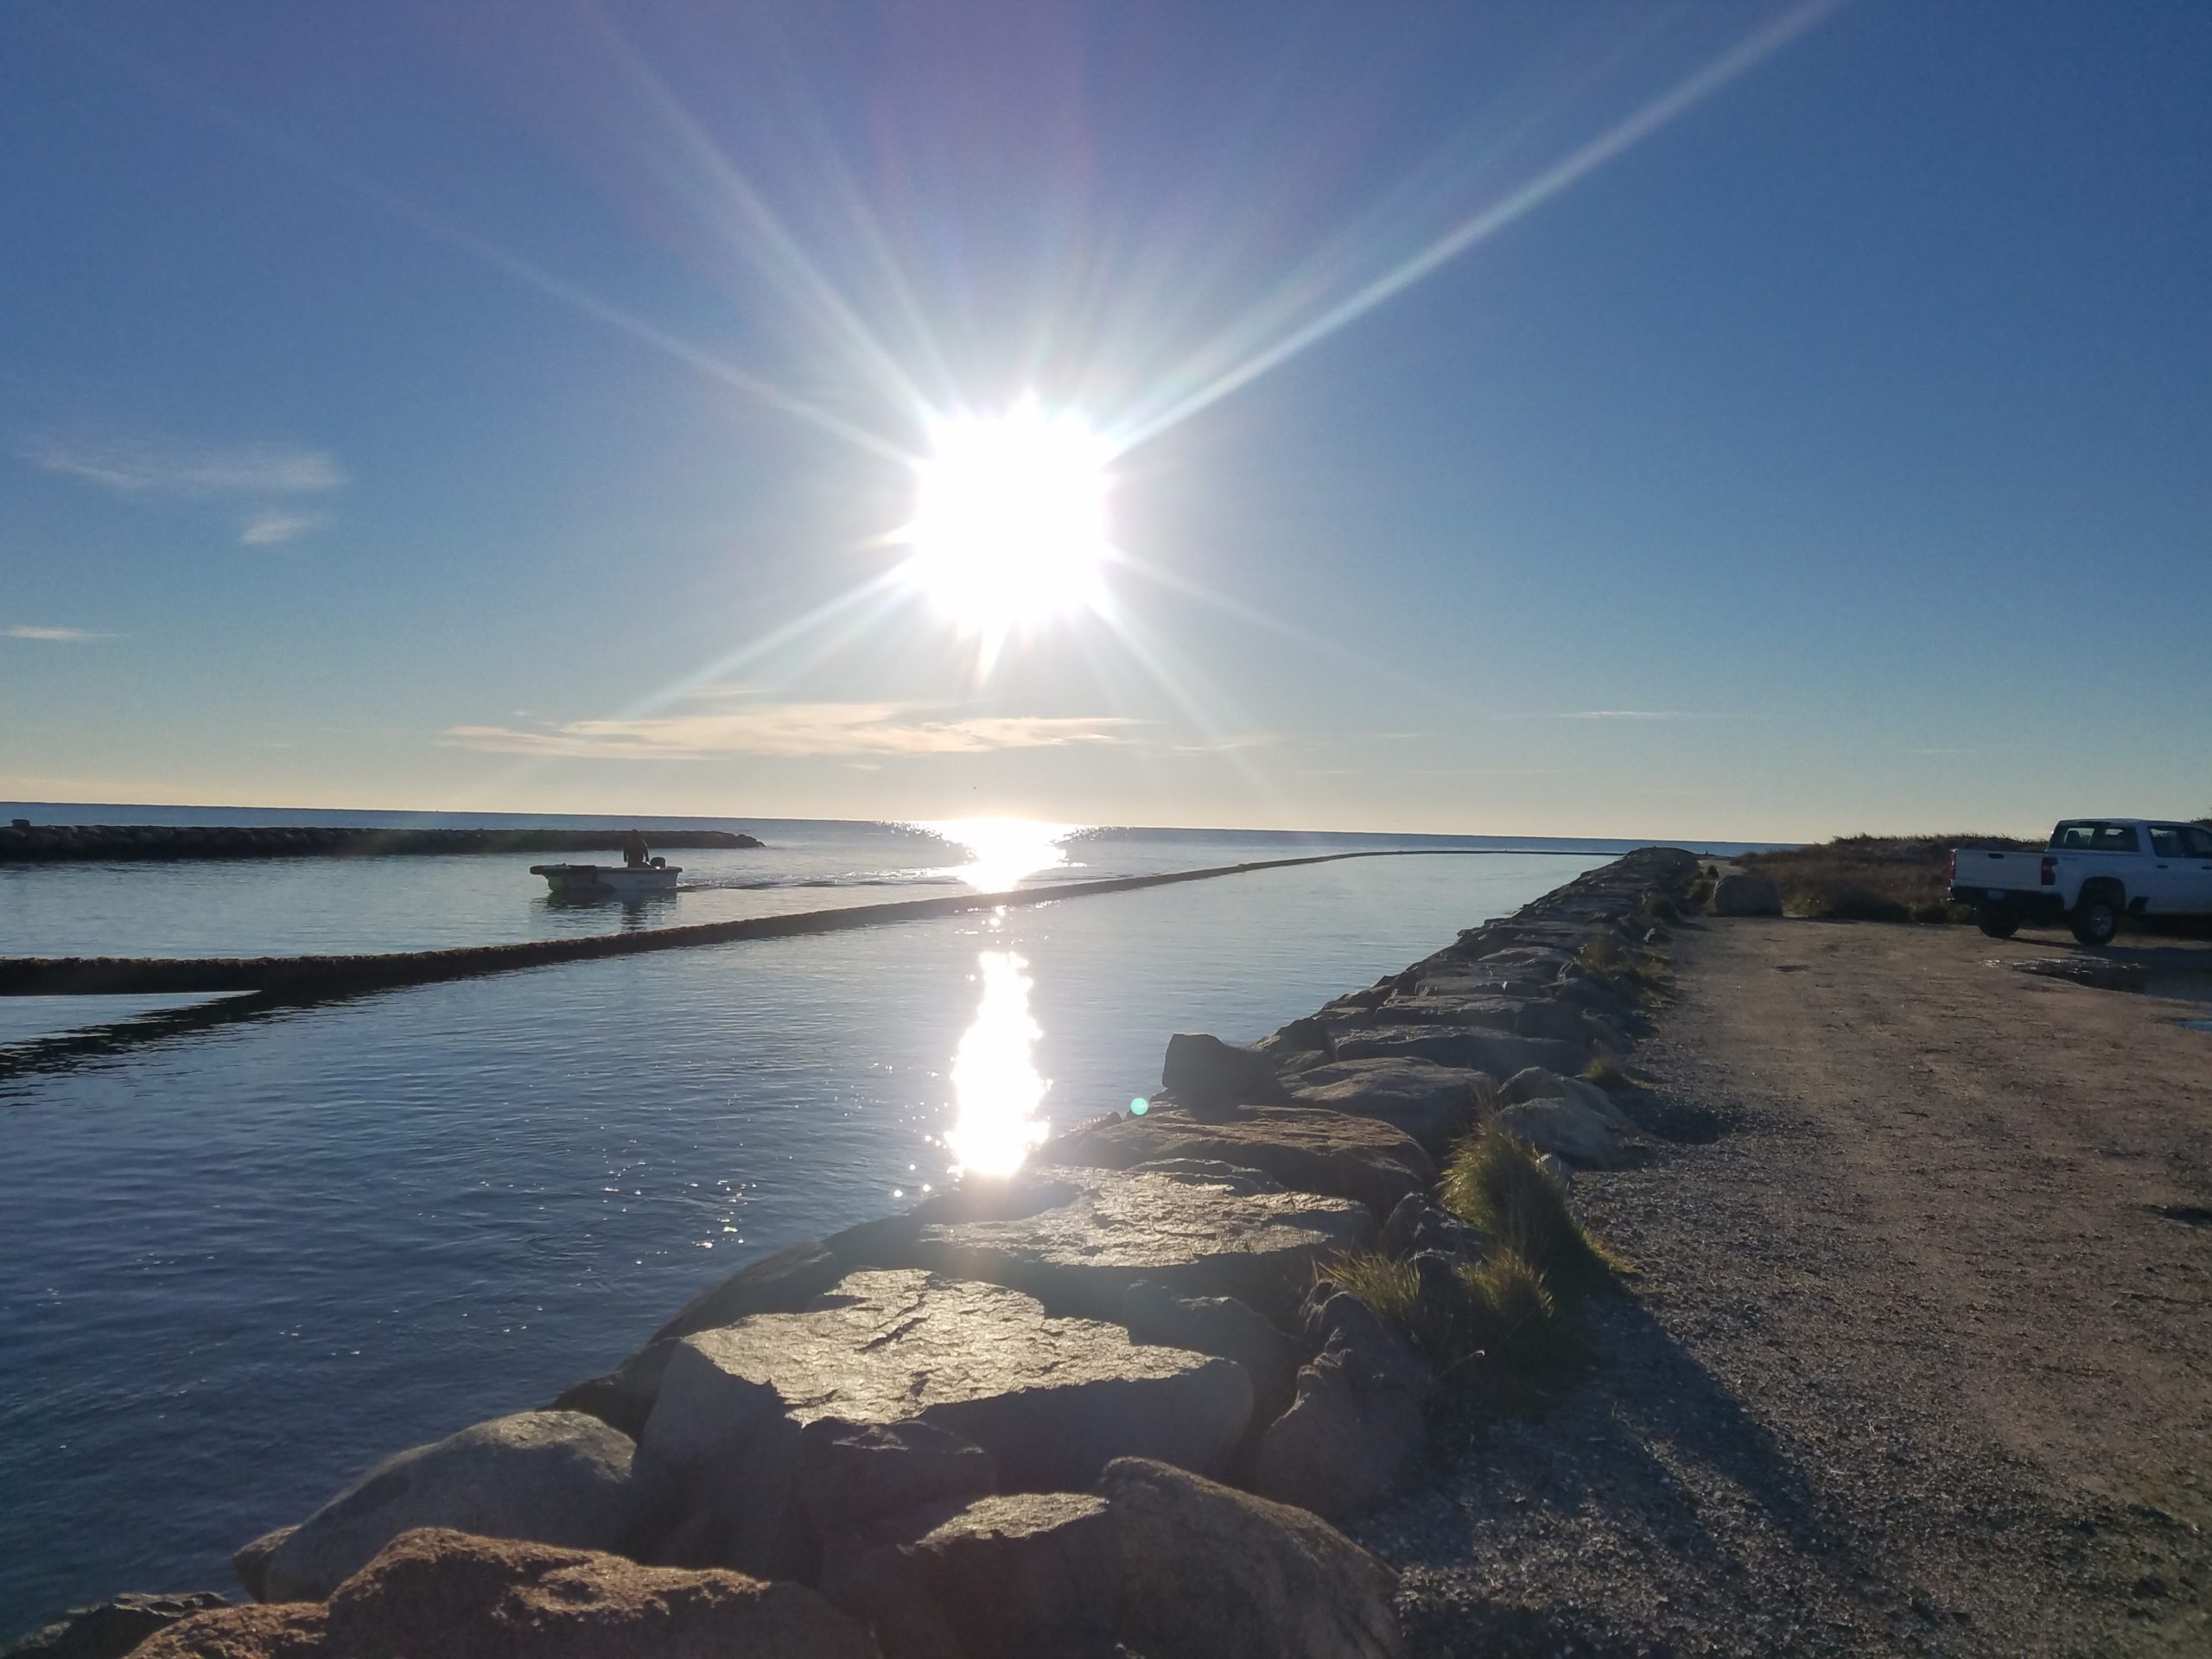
1439 1125 1614 1298
1737 834 2035 925
1576 938 1670 1006
1580 1055 1631 1091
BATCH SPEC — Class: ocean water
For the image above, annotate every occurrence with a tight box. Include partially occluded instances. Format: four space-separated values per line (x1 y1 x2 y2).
0 810 1751 1629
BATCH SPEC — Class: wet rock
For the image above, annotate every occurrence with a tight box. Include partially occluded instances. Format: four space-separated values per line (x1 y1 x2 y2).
1122 1280 1302 1427
1161 1033 1288 1111
1493 1097 1632 1168
261 1410 636 1602
1278 1057 1490 1154
1713 872 1783 916
1124 1156 1286 1196
230 1529 293 1603
3 1593 232 1659
911 1166 1372 1321
317 1526 873 1659
635 1268 1250 1572
796 1418 998 1536
1329 1027 1586 1080
821 1492 1118 1659
1377 1192 1488 1266
130 1605 324 1659
1040 1105 1434 1217
1099 1457 1405 1659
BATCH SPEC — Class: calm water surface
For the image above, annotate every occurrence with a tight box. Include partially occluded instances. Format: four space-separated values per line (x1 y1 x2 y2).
0 812 1737 1627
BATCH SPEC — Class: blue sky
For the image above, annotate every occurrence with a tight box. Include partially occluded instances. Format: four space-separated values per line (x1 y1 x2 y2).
3 1 2207 839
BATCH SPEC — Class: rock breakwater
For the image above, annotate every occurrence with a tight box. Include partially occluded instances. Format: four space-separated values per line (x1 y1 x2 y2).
6 847 1700 1659
0 823 764 863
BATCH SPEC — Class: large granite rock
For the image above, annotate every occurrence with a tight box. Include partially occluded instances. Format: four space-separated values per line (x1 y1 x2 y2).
1499 1066 1636 1129
316 1527 874 1659
230 1529 293 1602
1377 1192 1489 1265
1278 1057 1490 1154
821 1492 1118 1659
1253 1287 1434 1523
260 1410 635 1602
1329 1027 1585 1080
636 1269 1251 1572
1713 872 1783 916
1161 1033 1287 1111
909 1166 1371 1320
1099 1458 1404 1659
3 1594 232 1659
130 1606 323 1659
796 1418 997 1537
1492 1097 1632 1168
1040 1105 1434 1217
1122 1281 1302 1428
1355 992 1520 1031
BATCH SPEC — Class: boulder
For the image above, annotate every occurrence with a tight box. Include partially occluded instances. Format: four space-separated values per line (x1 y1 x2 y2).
1511 997 1588 1044
1254 1287 1434 1522
796 1418 998 1536
317 1527 874 1659
1122 1281 1302 1427
1712 872 1783 917
1498 1067 1637 1131
230 1529 293 1603
1098 1458 1404 1659
3 1593 232 1659
261 1410 636 1602
1161 1033 1287 1111
1274 1058 1489 1155
1356 993 1519 1031
910 1166 1372 1321
131 1606 324 1659
1040 1105 1434 1217
635 1269 1251 1572
1376 1193 1488 1266
1492 1098 1632 1169
821 1492 1118 1659
1124 1156 1286 1196
1329 1027 1585 1080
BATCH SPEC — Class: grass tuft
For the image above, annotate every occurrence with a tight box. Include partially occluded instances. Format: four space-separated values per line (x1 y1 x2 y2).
1439 1125 1613 1298
1580 1055 1631 1091
1577 940 1670 1007
1456 1249 1566 1376
1640 891 1681 925
1319 1248 1424 1332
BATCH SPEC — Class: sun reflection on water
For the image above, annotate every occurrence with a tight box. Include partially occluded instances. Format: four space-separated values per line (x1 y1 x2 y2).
944 951 1051 1178
926 817 1078 893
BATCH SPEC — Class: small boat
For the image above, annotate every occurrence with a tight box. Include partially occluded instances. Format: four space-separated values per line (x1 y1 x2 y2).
529 861 682 899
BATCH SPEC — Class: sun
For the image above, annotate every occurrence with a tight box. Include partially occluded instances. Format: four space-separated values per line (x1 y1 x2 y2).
901 399 1111 656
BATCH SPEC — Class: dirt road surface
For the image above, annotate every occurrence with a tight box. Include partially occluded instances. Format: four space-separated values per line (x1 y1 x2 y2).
1365 917 2212 1656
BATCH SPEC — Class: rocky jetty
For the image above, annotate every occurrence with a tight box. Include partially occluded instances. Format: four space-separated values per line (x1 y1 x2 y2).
0 823 762 863
7 846 1700 1658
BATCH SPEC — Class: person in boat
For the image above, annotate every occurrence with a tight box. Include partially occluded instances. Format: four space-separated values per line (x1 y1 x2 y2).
621 829 650 869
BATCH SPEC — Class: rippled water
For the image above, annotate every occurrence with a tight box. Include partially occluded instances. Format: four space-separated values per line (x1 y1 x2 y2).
0 812 1740 1627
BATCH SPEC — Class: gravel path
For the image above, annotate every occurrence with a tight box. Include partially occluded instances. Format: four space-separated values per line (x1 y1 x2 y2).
1362 916 2212 1656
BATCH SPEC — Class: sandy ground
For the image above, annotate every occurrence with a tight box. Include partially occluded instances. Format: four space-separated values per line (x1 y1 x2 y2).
1363 916 2212 1656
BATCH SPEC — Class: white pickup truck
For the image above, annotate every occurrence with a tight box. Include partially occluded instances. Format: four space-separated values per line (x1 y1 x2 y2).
1950 818 2212 944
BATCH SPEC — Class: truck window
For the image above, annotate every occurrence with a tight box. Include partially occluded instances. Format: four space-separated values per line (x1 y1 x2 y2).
2093 824 2140 853
2050 823 2101 850
2186 827 2212 860
2150 826 2187 858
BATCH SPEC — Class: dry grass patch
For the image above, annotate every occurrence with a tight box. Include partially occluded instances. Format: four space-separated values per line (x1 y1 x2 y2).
1738 834 2033 925
1439 1124 1614 1298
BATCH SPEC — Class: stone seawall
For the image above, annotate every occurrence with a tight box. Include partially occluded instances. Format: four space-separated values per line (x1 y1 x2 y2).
8 847 1702 1659
0 823 764 862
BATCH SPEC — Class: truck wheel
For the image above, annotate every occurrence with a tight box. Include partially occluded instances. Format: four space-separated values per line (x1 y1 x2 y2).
1974 904 2019 939
2069 893 2120 947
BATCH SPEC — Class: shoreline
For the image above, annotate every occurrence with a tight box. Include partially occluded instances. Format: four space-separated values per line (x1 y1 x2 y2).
0 823 765 863
10 848 1698 1656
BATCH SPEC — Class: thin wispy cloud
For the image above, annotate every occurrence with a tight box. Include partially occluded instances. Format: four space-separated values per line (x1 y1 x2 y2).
238 509 331 546
442 699 1141 761
7 625 118 642
17 434 346 497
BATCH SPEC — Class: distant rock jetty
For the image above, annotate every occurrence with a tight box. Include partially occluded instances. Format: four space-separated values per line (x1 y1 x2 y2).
10 849 1700 1658
0 823 764 863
